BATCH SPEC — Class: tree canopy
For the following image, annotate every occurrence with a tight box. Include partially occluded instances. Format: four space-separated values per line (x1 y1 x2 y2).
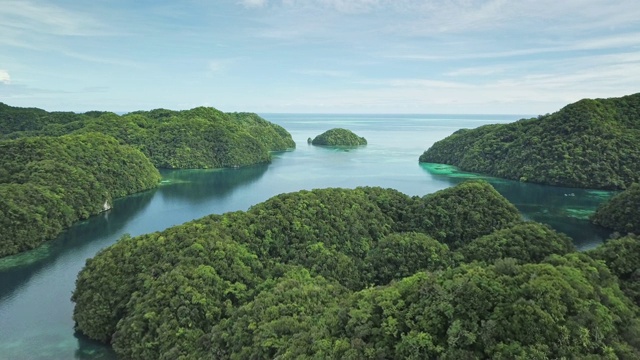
419 93 640 190
311 128 367 146
588 234 640 307
0 102 295 257
0 133 160 257
0 103 295 169
591 183 640 235
72 181 640 359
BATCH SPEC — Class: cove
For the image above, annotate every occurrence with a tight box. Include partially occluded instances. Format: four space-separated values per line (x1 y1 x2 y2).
0 114 617 359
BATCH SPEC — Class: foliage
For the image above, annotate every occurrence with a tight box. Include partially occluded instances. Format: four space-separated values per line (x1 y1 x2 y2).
419 93 640 190
72 183 516 351
588 235 640 307
0 102 294 256
459 221 575 264
72 181 640 358
0 102 89 134
365 232 452 285
0 103 296 169
207 268 348 360
0 133 160 257
591 183 640 234
311 128 367 146
404 180 521 247
298 254 640 359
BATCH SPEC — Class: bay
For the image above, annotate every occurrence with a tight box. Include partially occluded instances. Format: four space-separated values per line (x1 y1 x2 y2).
0 114 615 359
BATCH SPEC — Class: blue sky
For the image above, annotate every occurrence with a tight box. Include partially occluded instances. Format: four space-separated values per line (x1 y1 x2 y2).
1 0 639 114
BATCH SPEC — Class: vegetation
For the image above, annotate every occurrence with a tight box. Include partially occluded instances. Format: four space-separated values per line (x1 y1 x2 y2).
0 102 294 257
0 103 295 169
458 222 575 264
0 133 160 257
591 183 640 235
72 181 640 359
588 235 640 307
419 93 640 190
311 128 367 146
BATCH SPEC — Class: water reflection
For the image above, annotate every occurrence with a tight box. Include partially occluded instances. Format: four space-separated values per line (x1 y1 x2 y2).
0 189 156 302
0 165 271 360
158 163 269 203
74 332 117 359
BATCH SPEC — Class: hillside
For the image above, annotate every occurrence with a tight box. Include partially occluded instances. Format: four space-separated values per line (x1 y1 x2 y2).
72 181 640 359
419 93 640 190
311 128 367 146
591 183 640 234
0 103 295 169
0 133 160 257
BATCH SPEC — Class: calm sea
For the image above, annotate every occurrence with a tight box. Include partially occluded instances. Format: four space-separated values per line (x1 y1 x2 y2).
0 114 614 359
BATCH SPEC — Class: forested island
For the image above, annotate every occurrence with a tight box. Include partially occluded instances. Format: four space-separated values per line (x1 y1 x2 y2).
419 93 640 190
0 134 160 257
0 103 295 257
311 128 367 146
72 181 640 359
0 103 295 169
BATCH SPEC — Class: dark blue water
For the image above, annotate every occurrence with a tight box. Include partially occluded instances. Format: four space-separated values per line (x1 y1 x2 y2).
0 114 614 359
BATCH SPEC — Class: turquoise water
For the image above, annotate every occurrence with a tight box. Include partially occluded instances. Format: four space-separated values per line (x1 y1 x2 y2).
0 114 615 359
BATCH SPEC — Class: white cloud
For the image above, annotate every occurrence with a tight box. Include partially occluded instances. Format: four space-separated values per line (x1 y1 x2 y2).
209 61 225 72
293 69 352 77
208 58 242 75
0 70 10 84
0 0 104 37
445 66 506 77
239 0 268 8
317 0 380 13
389 31 640 63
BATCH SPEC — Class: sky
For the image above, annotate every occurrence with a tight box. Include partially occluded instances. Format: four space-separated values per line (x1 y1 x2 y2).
0 0 639 114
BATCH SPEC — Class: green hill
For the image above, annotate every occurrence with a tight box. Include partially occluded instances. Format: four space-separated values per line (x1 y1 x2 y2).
419 93 640 190
588 234 640 306
72 181 640 359
311 128 367 146
0 133 160 257
0 103 295 169
591 183 640 234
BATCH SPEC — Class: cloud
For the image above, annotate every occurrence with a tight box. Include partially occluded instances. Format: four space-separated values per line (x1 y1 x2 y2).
239 0 268 8
0 70 10 84
317 0 380 13
389 32 640 63
293 69 352 77
0 0 104 37
208 58 244 75
445 66 506 77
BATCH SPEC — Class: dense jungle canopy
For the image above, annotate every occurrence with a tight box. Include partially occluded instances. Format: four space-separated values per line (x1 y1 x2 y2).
419 93 640 190
0 103 295 257
0 103 295 169
72 181 640 359
0 133 160 257
591 183 640 235
311 128 367 146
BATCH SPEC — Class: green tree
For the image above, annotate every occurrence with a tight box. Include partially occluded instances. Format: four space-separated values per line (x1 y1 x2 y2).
311 128 367 146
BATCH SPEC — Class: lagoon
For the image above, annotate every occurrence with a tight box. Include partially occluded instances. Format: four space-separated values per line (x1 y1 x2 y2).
0 114 614 359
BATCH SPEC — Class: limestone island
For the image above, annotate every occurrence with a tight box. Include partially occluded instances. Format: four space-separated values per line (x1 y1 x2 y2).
419 93 640 190
311 128 367 146
0 102 296 257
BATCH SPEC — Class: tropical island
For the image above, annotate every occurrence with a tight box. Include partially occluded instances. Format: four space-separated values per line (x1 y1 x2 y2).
311 128 367 146
72 181 640 359
0 103 296 169
0 133 160 257
419 93 640 190
0 103 296 257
